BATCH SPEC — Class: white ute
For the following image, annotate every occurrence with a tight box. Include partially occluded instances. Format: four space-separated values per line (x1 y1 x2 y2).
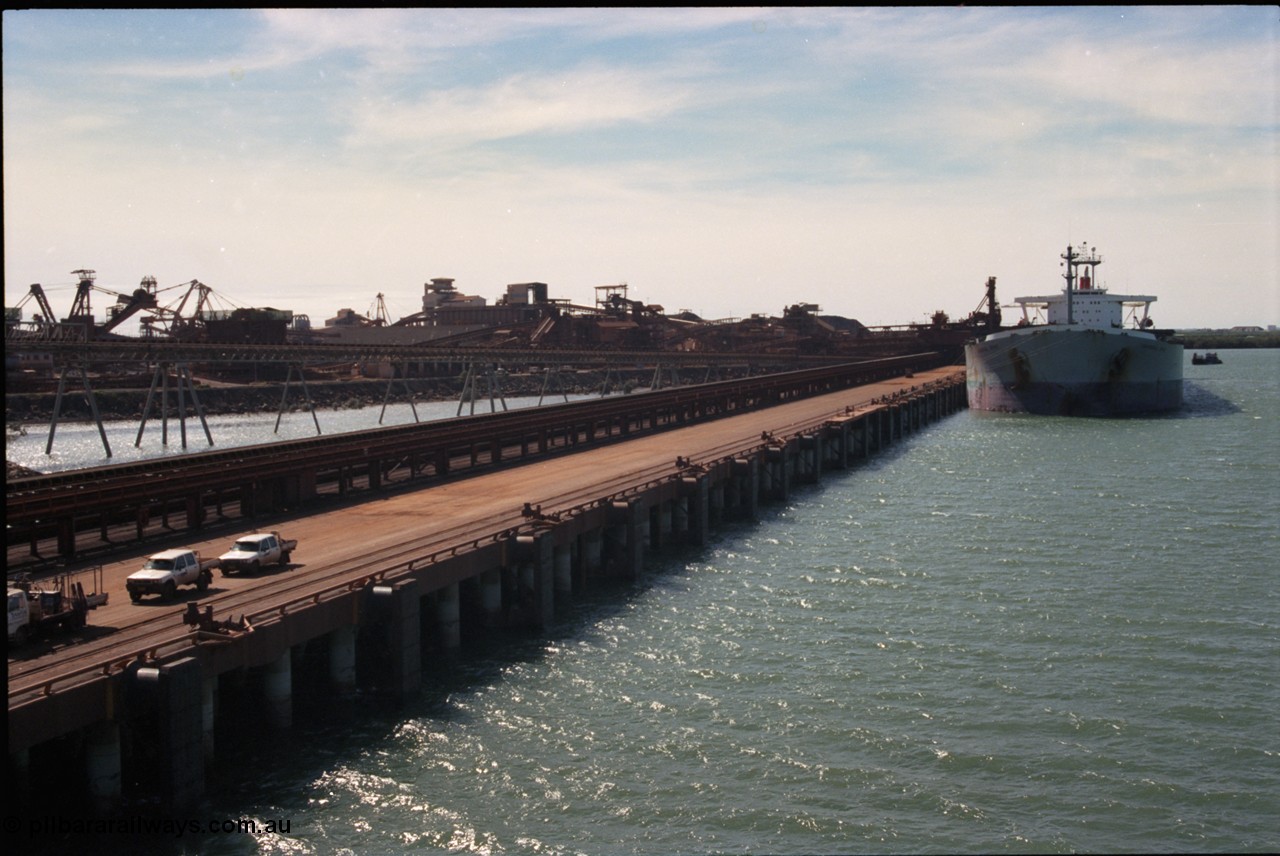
127 549 216 602
218 532 297 576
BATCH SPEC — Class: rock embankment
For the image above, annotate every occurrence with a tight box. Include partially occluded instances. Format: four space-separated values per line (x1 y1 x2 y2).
8 460 42 480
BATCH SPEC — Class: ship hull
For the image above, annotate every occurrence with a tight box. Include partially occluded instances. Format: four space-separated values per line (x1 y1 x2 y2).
965 327 1183 416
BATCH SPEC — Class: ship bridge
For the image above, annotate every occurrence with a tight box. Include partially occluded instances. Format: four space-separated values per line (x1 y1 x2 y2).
1014 291 1159 329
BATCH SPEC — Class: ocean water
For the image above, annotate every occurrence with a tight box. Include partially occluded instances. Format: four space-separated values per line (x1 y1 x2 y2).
5 393 600 476
11 352 1280 854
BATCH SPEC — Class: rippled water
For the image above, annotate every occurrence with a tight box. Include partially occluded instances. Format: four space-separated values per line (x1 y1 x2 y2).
13 353 1280 854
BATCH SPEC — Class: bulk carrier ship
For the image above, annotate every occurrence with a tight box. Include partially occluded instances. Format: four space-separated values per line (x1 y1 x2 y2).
965 244 1183 416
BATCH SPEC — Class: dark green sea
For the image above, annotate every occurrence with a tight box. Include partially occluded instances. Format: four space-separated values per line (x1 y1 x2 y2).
12 351 1279 854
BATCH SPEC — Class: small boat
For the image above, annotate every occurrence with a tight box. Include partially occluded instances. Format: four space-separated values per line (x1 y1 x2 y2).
1191 352 1222 365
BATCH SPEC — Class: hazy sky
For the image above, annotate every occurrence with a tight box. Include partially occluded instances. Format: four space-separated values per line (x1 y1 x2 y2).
4 8 1276 330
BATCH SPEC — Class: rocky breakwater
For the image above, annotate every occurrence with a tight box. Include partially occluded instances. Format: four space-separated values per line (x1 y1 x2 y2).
7 460 42 480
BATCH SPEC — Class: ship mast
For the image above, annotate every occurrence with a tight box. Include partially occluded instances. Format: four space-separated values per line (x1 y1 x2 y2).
1061 243 1102 325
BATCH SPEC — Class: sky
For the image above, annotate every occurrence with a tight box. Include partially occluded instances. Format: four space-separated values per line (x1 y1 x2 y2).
3 7 1277 331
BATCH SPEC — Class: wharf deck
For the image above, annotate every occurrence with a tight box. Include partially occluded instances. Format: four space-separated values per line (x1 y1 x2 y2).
8 354 935 566
13 366 960 663
9 366 965 776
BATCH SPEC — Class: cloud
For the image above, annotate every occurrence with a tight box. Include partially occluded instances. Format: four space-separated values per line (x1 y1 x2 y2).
1027 38 1277 129
343 64 696 152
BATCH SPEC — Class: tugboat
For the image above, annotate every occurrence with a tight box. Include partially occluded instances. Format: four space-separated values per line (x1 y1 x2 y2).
1191 352 1222 365
964 244 1184 416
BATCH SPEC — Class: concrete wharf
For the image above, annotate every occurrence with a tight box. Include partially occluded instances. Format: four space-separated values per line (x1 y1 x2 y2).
8 363 966 813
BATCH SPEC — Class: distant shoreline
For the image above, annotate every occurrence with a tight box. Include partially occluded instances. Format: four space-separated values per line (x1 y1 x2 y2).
1170 331 1280 349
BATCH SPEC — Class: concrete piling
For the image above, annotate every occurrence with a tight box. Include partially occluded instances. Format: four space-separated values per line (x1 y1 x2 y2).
435 583 462 653
329 624 358 694
261 649 292 730
85 721 122 815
